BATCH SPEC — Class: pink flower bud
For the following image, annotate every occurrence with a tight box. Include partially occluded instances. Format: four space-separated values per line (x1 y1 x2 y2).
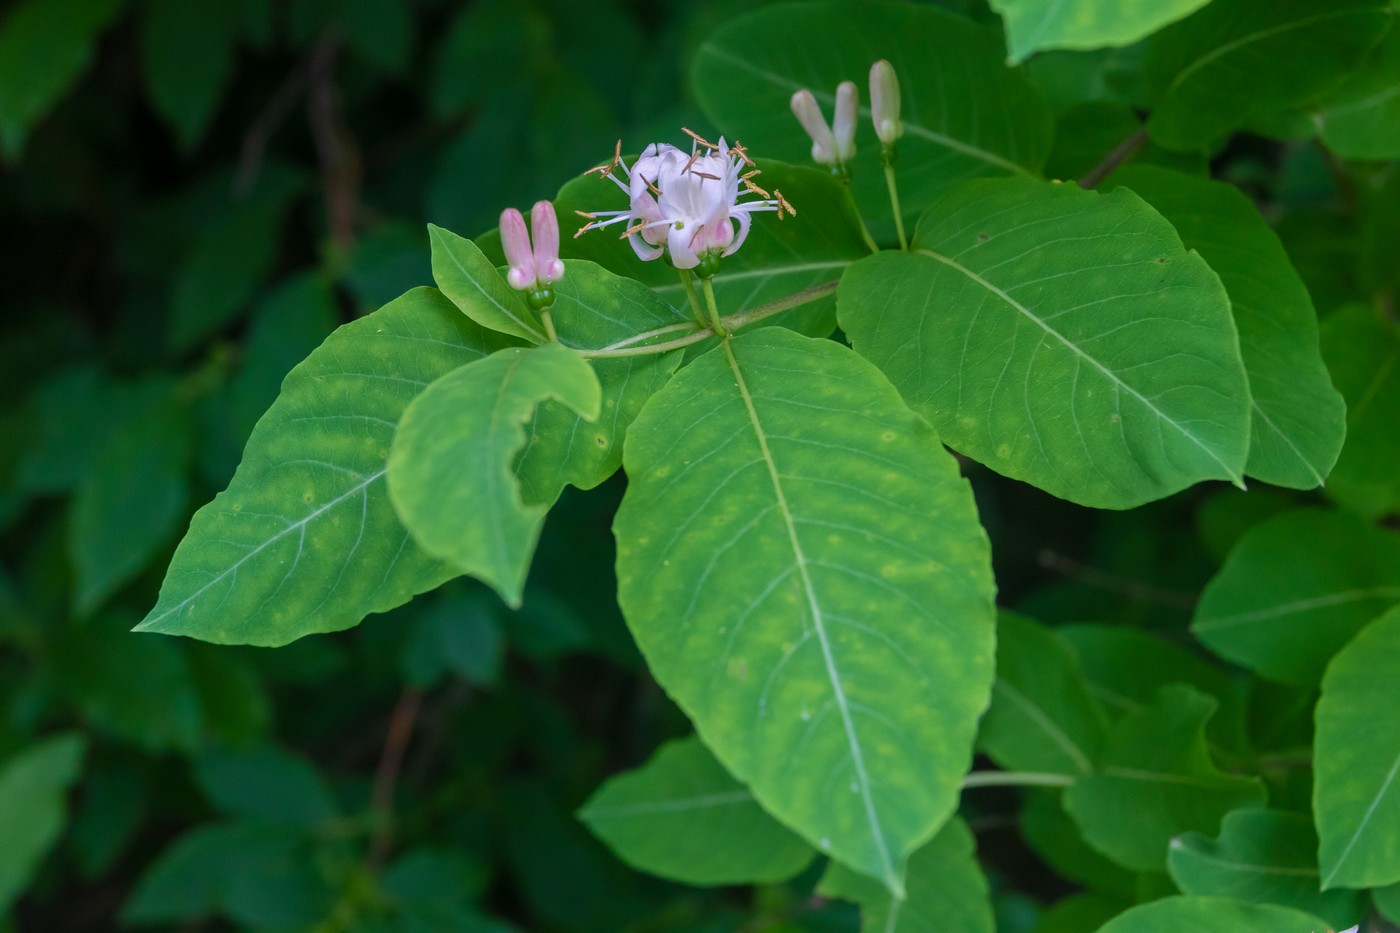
790 89 836 166
833 81 858 163
531 200 565 285
870 59 903 146
500 207 537 291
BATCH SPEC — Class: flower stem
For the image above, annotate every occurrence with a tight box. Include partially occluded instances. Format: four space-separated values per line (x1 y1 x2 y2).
539 309 559 343
960 771 1075 790
842 177 881 254
883 160 909 250
700 276 727 337
678 269 708 327
582 280 839 359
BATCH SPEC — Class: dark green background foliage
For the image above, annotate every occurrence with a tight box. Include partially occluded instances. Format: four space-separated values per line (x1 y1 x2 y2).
1 0 1398 930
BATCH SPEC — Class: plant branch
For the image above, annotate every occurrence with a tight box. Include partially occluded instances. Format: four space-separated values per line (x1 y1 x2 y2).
368 688 423 868
961 770 1076 789
1078 128 1149 189
582 280 840 359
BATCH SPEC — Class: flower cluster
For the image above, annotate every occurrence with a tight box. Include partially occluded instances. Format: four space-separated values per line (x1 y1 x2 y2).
790 58 905 175
575 129 794 274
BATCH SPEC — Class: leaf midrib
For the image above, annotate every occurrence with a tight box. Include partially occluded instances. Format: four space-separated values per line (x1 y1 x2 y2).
583 790 755 820
1323 747 1400 887
992 678 1093 774
1165 8 1384 99
915 247 1243 482
432 228 544 342
721 337 897 892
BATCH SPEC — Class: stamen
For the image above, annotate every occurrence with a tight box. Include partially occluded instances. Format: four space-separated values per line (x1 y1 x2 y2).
585 139 624 178
742 169 763 179
774 189 795 218
621 220 648 239
729 141 754 166
682 149 702 174
690 170 720 181
682 127 719 150
743 178 772 199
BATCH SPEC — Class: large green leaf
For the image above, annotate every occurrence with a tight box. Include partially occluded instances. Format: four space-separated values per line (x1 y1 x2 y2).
691 1 1053 238
193 746 338 828
1094 895 1329 933
1144 0 1392 151
1064 685 1264 871
1192 509 1400 687
578 736 814 886
838 176 1249 509
558 159 869 339
817 817 994 933
614 328 995 893
138 288 515 646
1109 166 1345 490
387 342 600 608
977 612 1108 776
1168 808 1366 929
70 390 192 615
1317 27 1400 160
1320 305 1400 519
0 0 122 160
428 225 546 343
0 734 86 915
1020 789 1139 898
514 260 689 506
990 0 1212 64
1315 605 1400 889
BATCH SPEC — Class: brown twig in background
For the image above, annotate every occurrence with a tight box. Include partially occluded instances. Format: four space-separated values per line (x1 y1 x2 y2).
306 35 362 252
368 688 423 869
1078 127 1149 189
235 32 339 196
1037 548 1198 611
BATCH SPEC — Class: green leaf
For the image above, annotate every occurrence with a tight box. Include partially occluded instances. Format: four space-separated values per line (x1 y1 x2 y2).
1060 623 1249 756
978 612 1108 776
1321 305 1400 519
139 287 515 646
1192 509 1400 686
428 225 545 343
1020 789 1140 897
1168 808 1366 929
838 176 1249 509
70 391 192 615
1315 605 1400 889
514 260 689 506
1376 881 1400 924
168 169 304 352
0 734 86 915
1144 0 1393 151
578 736 814 886
1317 27 1400 160
1109 166 1345 490
1093 895 1329 933
121 822 334 928
387 342 601 607
0 0 122 160
990 0 1212 65
193 745 338 827
558 160 868 339
1064 685 1265 871
614 328 995 893
818 817 994 933
54 614 202 751
399 590 505 688
691 1 1053 238
140 0 239 149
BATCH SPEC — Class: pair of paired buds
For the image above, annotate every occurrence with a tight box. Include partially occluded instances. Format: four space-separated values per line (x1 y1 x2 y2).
499 201 565 310
789 59 904 172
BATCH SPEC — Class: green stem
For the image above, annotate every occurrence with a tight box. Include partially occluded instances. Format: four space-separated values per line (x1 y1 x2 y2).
883 161 908 251
700 275 727 337
582 280 839 359
539 309 559 343
678 268 707 327
842 177 881 254
960 771 1075 790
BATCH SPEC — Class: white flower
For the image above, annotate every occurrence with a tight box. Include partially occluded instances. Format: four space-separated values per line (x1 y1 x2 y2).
577 131 794 272
870 59 904 147
791 83 859 170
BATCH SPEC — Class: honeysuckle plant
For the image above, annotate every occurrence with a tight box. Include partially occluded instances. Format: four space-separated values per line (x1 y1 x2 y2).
131 1 1400 930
